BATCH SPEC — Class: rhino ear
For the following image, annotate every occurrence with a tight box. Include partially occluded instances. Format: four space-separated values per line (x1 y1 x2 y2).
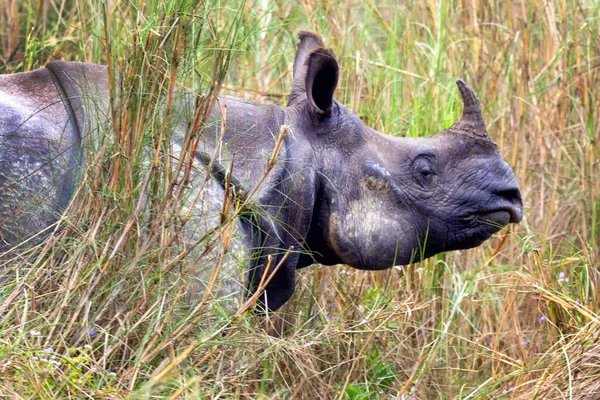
304 48 339 116
289 31 339 116
292 31 325 80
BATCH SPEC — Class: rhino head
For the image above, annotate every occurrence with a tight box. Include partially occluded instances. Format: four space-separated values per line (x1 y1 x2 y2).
284 33 523 271
241 32 523 306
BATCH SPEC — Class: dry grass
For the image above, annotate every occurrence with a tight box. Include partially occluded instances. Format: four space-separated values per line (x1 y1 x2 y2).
0 0 599 398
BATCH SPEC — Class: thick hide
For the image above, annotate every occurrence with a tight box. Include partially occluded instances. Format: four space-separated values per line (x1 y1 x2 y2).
0 32 523 311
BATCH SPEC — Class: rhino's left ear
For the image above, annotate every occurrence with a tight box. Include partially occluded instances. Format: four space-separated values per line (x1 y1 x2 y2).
292 31 325 80
304 48 339 116
289 31 339 116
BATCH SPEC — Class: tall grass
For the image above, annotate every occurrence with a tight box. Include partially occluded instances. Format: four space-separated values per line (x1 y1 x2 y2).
0 0 599 398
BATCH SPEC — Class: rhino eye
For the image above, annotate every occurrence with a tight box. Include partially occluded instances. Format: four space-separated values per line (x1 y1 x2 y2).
412 156 437 188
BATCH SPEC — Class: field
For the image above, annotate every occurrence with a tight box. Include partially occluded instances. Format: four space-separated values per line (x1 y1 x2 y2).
1 0 599 398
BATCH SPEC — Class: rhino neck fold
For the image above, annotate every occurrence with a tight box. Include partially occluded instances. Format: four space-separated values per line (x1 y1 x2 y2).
45 61 111 154
46 62 83 145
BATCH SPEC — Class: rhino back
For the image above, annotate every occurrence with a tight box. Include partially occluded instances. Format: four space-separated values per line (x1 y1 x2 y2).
0 68 80 249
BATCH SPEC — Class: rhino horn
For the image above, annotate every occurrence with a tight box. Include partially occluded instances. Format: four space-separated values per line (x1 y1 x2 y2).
450 79 489 138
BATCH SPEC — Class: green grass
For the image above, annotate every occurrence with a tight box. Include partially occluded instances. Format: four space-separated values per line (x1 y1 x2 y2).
1 0 600 398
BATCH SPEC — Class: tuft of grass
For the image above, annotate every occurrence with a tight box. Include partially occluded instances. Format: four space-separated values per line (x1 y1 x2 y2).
1 0 599 398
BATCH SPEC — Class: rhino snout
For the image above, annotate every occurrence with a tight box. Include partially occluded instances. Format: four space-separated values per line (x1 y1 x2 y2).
490 184 523 223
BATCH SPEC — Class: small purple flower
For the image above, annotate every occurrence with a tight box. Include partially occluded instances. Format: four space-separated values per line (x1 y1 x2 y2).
501 387 515 394
108 371 117 377
42 348 54 353
88 329 97 337
538 316 546 323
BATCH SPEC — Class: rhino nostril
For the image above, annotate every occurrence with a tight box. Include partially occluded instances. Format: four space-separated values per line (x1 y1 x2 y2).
494 187 522 203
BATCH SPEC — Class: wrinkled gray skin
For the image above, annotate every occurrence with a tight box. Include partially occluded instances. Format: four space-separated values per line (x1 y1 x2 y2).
0 62 108 249
0 32 522 311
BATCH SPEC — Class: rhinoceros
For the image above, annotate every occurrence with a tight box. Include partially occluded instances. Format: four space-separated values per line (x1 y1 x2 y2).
0 32 522 311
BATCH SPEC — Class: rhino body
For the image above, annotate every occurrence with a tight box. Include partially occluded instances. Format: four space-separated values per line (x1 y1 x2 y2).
0 32 523 311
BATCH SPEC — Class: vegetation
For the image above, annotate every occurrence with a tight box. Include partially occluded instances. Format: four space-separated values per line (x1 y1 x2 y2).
0 0 599 398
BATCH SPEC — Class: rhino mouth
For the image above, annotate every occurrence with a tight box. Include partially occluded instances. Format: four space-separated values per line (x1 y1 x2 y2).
448 207 520 251
478 210 512 227
461 201 522 233
477 205 522 226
